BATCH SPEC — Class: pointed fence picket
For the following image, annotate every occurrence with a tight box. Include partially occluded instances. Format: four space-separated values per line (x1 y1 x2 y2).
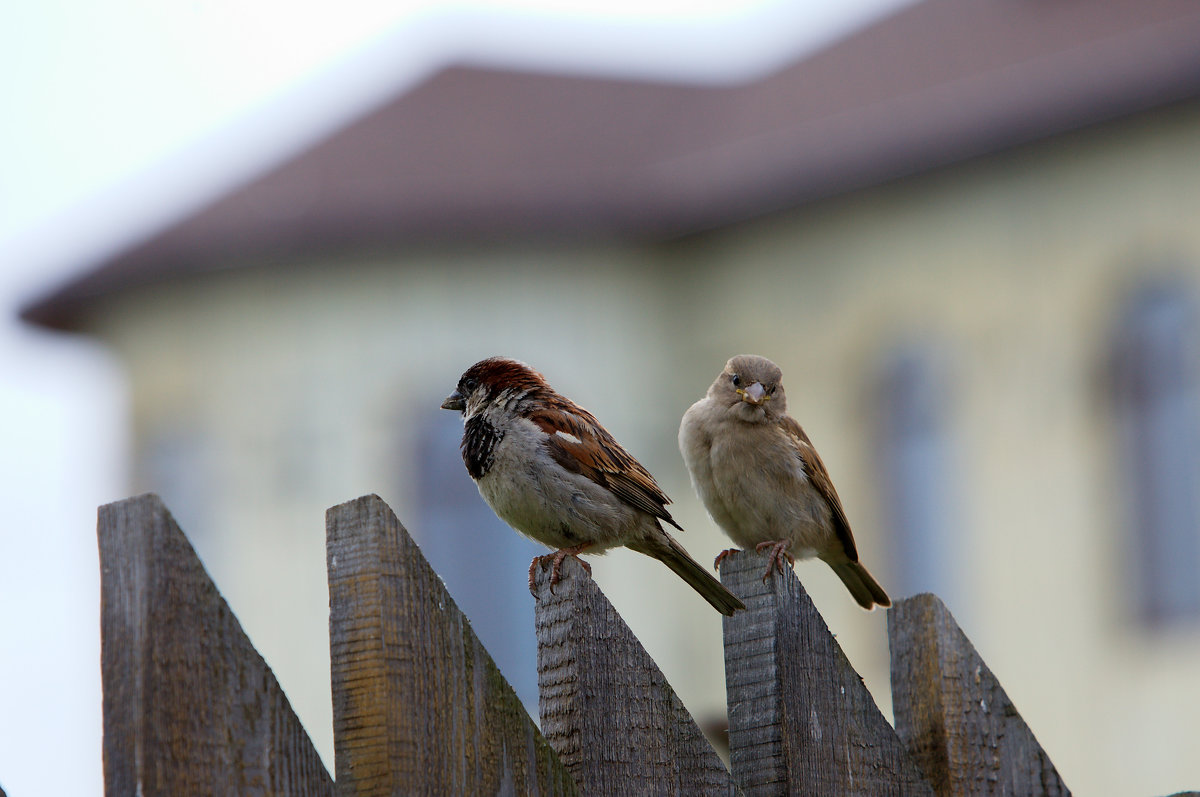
534 555 736 795
720 551 931 795
97 494 333 796
79 492 1143 796
325 495 575 796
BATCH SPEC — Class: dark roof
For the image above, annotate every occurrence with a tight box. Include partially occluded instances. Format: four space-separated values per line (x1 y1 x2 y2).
24 0 1200 331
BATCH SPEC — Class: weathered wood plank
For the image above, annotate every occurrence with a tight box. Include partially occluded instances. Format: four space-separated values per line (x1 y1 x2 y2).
888 593 1071 797
721 550 932 796
98 493 333 796
326 494 575 796
534 556 738 795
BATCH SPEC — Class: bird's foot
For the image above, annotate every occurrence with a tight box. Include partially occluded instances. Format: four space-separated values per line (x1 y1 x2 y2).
754 540 795 582
528 543 594 596
713 548 742 571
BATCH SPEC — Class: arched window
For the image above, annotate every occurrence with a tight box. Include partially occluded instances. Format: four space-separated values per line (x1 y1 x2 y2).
413 410 543 710
1111 278 1200 625
875 344 960 608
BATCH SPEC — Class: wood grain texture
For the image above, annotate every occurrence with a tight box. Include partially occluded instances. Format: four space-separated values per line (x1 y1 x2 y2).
888 593 1071 797
98 493 333 796
720 550 932 797
534 557 738 796
326 494 575 796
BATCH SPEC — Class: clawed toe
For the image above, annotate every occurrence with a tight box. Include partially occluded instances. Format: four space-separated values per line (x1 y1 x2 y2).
528 543 594 596
713 548 740 570
754 540 794 582
548 548 592 589
527 559 542 596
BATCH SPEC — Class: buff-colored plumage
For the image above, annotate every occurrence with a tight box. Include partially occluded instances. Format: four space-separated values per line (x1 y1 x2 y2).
679 354 890 609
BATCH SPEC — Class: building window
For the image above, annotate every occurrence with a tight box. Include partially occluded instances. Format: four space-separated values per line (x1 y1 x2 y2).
1111 278 1200 625
139 426 211 545
874 343 959 608
413 410 544 711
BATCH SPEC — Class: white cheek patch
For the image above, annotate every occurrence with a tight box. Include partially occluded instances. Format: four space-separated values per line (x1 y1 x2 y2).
554 430 583 445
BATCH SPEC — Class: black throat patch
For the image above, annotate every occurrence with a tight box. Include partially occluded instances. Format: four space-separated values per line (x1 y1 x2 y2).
462 415 504 479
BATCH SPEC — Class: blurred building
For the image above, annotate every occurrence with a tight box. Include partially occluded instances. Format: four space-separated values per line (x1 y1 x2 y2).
23 1 1200 793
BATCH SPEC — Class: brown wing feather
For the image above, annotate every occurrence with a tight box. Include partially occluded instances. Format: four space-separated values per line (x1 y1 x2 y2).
777 415 859 561
529 404 683 530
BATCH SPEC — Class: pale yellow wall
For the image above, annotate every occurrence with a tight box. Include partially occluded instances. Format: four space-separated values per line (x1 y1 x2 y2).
93 245 738 770
672 99 1200 796
88 98 1200 794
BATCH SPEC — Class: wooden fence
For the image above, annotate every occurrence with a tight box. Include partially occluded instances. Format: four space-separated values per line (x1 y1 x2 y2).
87 492 1096 795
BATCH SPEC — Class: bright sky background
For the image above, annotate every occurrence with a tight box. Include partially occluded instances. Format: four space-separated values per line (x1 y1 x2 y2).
0 1 909 794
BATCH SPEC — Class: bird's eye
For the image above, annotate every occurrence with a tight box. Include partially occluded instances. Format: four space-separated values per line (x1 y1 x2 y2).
767 384 776 395
462 377 478 392
731 374 741 387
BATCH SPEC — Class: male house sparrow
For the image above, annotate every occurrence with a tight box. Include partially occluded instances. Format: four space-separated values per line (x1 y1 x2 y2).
679 355 890 610
441 357 745 616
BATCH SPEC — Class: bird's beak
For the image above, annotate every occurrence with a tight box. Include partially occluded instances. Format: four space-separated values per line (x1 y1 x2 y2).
441 390 466 411
739 382 767 405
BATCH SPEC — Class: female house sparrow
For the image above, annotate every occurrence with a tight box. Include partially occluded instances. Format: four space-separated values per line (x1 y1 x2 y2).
441 357 745 616
679 355 890 610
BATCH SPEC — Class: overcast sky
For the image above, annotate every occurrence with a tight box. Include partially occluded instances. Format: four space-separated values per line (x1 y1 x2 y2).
0 2 909 793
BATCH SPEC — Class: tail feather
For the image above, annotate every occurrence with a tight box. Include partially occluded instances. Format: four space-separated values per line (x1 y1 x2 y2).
631 535 745 616
830 561 891 610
